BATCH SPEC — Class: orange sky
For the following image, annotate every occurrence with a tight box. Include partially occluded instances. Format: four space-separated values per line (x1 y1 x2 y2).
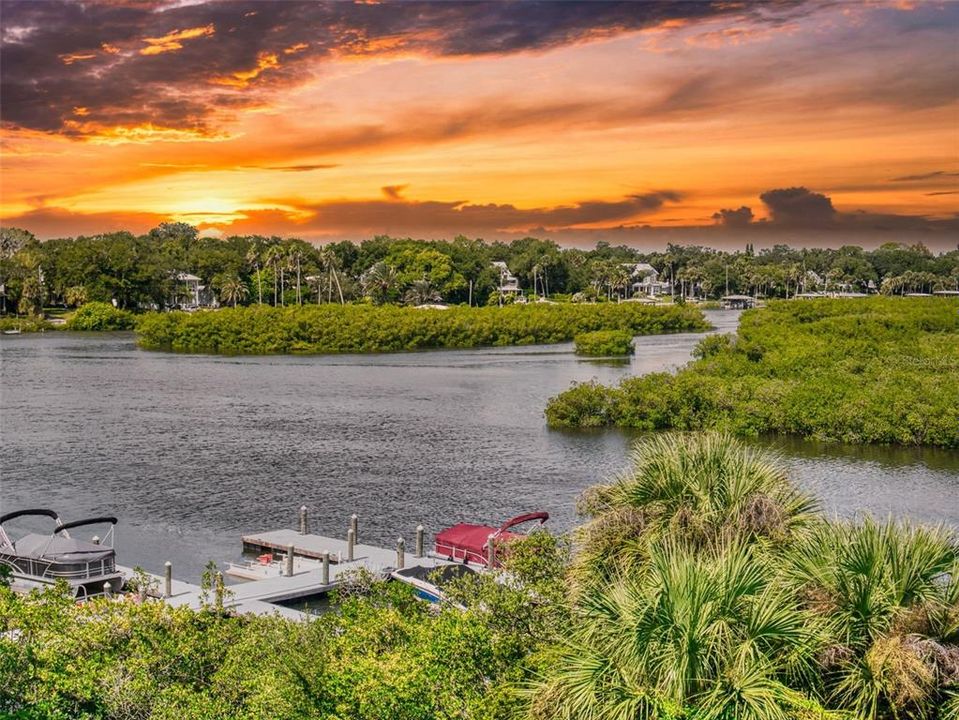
1 0 957 248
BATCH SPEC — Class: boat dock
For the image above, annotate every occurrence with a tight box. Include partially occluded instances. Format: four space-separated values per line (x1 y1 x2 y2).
143 509 453 620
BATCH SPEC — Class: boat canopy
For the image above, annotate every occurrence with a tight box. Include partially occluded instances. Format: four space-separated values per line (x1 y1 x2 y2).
0 508 61 526
434 511 549 567
54 516 118 534
11 533 114 563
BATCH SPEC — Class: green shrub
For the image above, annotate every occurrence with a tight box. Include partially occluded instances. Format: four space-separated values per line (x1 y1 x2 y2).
135 303 708 355
0 315 53 333
547 297 959 447
65 301 136 331
573 329 634 356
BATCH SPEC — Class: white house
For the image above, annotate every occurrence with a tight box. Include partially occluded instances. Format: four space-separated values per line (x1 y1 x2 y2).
624 263 671 297
491 261 522 294
171 272 217 309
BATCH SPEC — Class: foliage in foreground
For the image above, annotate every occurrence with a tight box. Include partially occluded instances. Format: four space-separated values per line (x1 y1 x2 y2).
573 330 635 357
0 535 567 720
135 302 707 354
530 433 959 720
546 297 959 447
2 434 956 720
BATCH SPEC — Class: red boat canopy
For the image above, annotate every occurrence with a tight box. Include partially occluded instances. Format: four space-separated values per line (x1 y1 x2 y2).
433 511 548 567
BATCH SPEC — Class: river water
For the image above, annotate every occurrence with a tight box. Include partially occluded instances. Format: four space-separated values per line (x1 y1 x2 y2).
2 310 957 580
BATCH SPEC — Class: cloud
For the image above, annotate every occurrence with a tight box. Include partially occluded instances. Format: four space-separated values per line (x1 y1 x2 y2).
140 24 214 56
4 188 957 251
0 0 811 136
890 170 959 182
711 206 754 227
382 184 408 200
759 187 836 227
253 164 338 172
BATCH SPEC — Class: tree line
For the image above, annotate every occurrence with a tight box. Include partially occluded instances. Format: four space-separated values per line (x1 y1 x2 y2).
1 223 958 315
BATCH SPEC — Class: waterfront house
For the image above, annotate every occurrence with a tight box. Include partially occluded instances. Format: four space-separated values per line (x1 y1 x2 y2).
625 263 671 297
491 261 522 296
171 272 217 310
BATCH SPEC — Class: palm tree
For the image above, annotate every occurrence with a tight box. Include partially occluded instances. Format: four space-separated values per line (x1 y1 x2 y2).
610 264 633 301
402 277 442 306
320 245 344 304
263 244 284 306
783 518 958 717
245 242 263 305
533 541 821 720
360 261 397 305
217 275 248 308
288 245 304 305
573 433 817 589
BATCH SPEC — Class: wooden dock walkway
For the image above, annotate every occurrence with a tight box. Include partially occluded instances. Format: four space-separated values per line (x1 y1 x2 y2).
132 517 453 620
117 564 308 620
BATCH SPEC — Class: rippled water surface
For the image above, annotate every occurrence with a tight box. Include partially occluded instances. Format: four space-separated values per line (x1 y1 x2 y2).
2 310 957 580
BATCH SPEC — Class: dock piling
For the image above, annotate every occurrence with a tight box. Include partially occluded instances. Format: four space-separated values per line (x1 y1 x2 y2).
298 505 309 535
396 537 405 569
415 525 424 558
350 513 358 543
286 544 295 577
487 533 496 568
347 528 355 561
322 551 330 585
164 561 172 597
103 580 112 598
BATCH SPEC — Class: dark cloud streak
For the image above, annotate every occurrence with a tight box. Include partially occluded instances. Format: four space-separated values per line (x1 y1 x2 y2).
0 0 810 136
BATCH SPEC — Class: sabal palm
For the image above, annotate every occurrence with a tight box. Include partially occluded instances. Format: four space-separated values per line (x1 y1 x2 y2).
218 277 248 308
361 261 397 305
574 433 817 587
245 244 263 305
287 246 304 305
533 541 823 720
403 277 442 306
263 245 285 306
783 518 958 718
320 246 345 304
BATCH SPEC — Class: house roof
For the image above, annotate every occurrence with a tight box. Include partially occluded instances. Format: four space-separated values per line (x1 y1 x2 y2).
624 262 658 277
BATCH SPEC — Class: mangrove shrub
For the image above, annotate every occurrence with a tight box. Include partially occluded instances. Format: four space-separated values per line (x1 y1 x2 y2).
546 297 959 447
135 303 708 355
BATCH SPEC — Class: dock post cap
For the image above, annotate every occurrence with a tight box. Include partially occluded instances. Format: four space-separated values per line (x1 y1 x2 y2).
164 560 172 567
91 535 100 545
300 505 307 511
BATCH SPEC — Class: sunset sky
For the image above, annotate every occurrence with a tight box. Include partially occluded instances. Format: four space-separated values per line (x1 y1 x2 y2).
1 0 957 248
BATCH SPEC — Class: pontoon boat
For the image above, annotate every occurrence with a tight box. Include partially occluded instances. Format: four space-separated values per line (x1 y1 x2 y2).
0 509 124 598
